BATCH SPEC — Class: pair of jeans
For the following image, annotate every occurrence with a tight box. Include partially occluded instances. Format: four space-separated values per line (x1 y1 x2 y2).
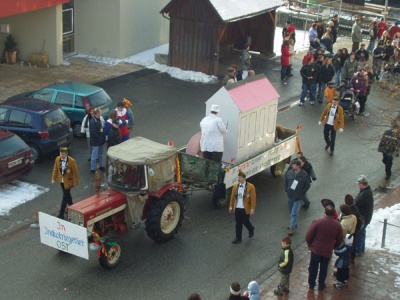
308 252 330 288
335 68 342 87
357 94 367 113
367 39 376 52
382 153 393 178
234 208 254 240
352 42 360 53
288 198 302 229
323 124 336 152
91 145 104 171
59 182 73 219
281 66 289 80
300 83 316 102
355 224 368 254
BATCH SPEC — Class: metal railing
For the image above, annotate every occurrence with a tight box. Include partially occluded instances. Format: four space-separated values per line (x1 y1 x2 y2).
380 218 400 248
277 0 398 41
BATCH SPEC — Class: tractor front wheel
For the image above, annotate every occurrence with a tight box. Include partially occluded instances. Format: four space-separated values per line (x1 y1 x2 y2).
213 186 231 209
145 190 184 243
270 160 288 177
99 236 124 270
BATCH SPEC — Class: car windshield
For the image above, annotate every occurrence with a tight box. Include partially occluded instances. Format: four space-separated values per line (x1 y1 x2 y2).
86 89 111 106
0 135 29 159
43 108 68 128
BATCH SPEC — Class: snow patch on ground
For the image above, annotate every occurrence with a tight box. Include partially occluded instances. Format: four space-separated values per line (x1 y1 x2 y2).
0 181 49 216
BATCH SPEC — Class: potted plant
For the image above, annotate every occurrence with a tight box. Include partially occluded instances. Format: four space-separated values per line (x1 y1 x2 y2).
4 34 17 64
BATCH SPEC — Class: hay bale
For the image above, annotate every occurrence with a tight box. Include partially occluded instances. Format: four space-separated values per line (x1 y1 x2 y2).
26 52 49 67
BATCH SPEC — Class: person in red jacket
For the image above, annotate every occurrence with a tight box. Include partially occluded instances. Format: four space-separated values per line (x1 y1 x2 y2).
306 205 343 291
115 101 131 141
377 18 387 39
389 20 400 40
281 40 292 83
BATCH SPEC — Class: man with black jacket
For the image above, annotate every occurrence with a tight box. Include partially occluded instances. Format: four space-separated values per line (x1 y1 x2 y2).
89 108 105 173
284 159 310 236
299 56 319 106
354 175 374 256
378 124 399 180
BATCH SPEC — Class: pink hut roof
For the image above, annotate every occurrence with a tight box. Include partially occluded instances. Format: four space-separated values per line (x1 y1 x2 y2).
227 77 280 112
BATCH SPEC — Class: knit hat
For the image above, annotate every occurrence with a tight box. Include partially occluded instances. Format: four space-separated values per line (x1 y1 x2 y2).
230 282 241 296
247 281 260 300
238 169 246 178
291 159 301 166
321 198 335 208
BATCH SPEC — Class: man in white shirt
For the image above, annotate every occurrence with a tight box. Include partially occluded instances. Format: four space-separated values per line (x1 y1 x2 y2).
319 96 344 156
200 104 228 162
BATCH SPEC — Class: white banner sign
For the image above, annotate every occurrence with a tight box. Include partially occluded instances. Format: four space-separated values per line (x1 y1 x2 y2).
39 212 89 260
224 136 297 188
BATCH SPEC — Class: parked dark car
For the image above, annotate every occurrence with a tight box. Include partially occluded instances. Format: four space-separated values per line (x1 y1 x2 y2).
0 98 73 162
0 128 34 185
7 81 113 137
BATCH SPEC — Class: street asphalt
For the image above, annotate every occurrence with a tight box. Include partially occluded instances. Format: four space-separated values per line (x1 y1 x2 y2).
0 36 399 299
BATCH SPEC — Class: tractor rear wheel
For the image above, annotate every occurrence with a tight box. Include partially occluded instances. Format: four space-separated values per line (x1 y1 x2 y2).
99 236 124 270
145 190 184 243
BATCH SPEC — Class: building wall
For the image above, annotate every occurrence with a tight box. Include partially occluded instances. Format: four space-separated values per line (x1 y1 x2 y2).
119 0 170 57
74 0 169 59
0 6 62 65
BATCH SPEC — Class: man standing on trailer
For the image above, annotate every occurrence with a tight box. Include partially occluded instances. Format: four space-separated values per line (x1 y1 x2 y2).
200 104 228 163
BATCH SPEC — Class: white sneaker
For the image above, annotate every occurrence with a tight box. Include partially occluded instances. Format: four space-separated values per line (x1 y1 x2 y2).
310 101 315 105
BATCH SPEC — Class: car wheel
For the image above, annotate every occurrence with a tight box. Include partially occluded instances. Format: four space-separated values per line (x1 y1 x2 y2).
72 123 84 137
29 145 42 162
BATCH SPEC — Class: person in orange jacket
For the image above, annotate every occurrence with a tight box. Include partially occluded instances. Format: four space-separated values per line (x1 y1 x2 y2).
324 81 337 103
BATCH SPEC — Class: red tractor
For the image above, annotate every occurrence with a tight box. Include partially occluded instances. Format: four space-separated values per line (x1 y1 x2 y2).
66 137 185 269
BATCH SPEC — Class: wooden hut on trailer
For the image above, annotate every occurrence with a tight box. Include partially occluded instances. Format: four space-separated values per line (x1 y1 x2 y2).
160 0 285 76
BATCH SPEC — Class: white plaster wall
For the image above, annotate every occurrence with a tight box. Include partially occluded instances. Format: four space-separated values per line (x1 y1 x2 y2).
74 0 170 59
0 6 62 66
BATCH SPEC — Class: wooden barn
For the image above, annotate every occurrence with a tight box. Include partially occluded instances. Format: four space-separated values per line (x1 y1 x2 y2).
160 0 285 76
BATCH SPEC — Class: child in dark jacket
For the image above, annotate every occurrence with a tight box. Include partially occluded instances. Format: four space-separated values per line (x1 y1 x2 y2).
334 234 354 289
274 237 294 296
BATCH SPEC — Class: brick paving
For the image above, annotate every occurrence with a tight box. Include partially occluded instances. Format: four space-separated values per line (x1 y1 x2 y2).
258 170 400 300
